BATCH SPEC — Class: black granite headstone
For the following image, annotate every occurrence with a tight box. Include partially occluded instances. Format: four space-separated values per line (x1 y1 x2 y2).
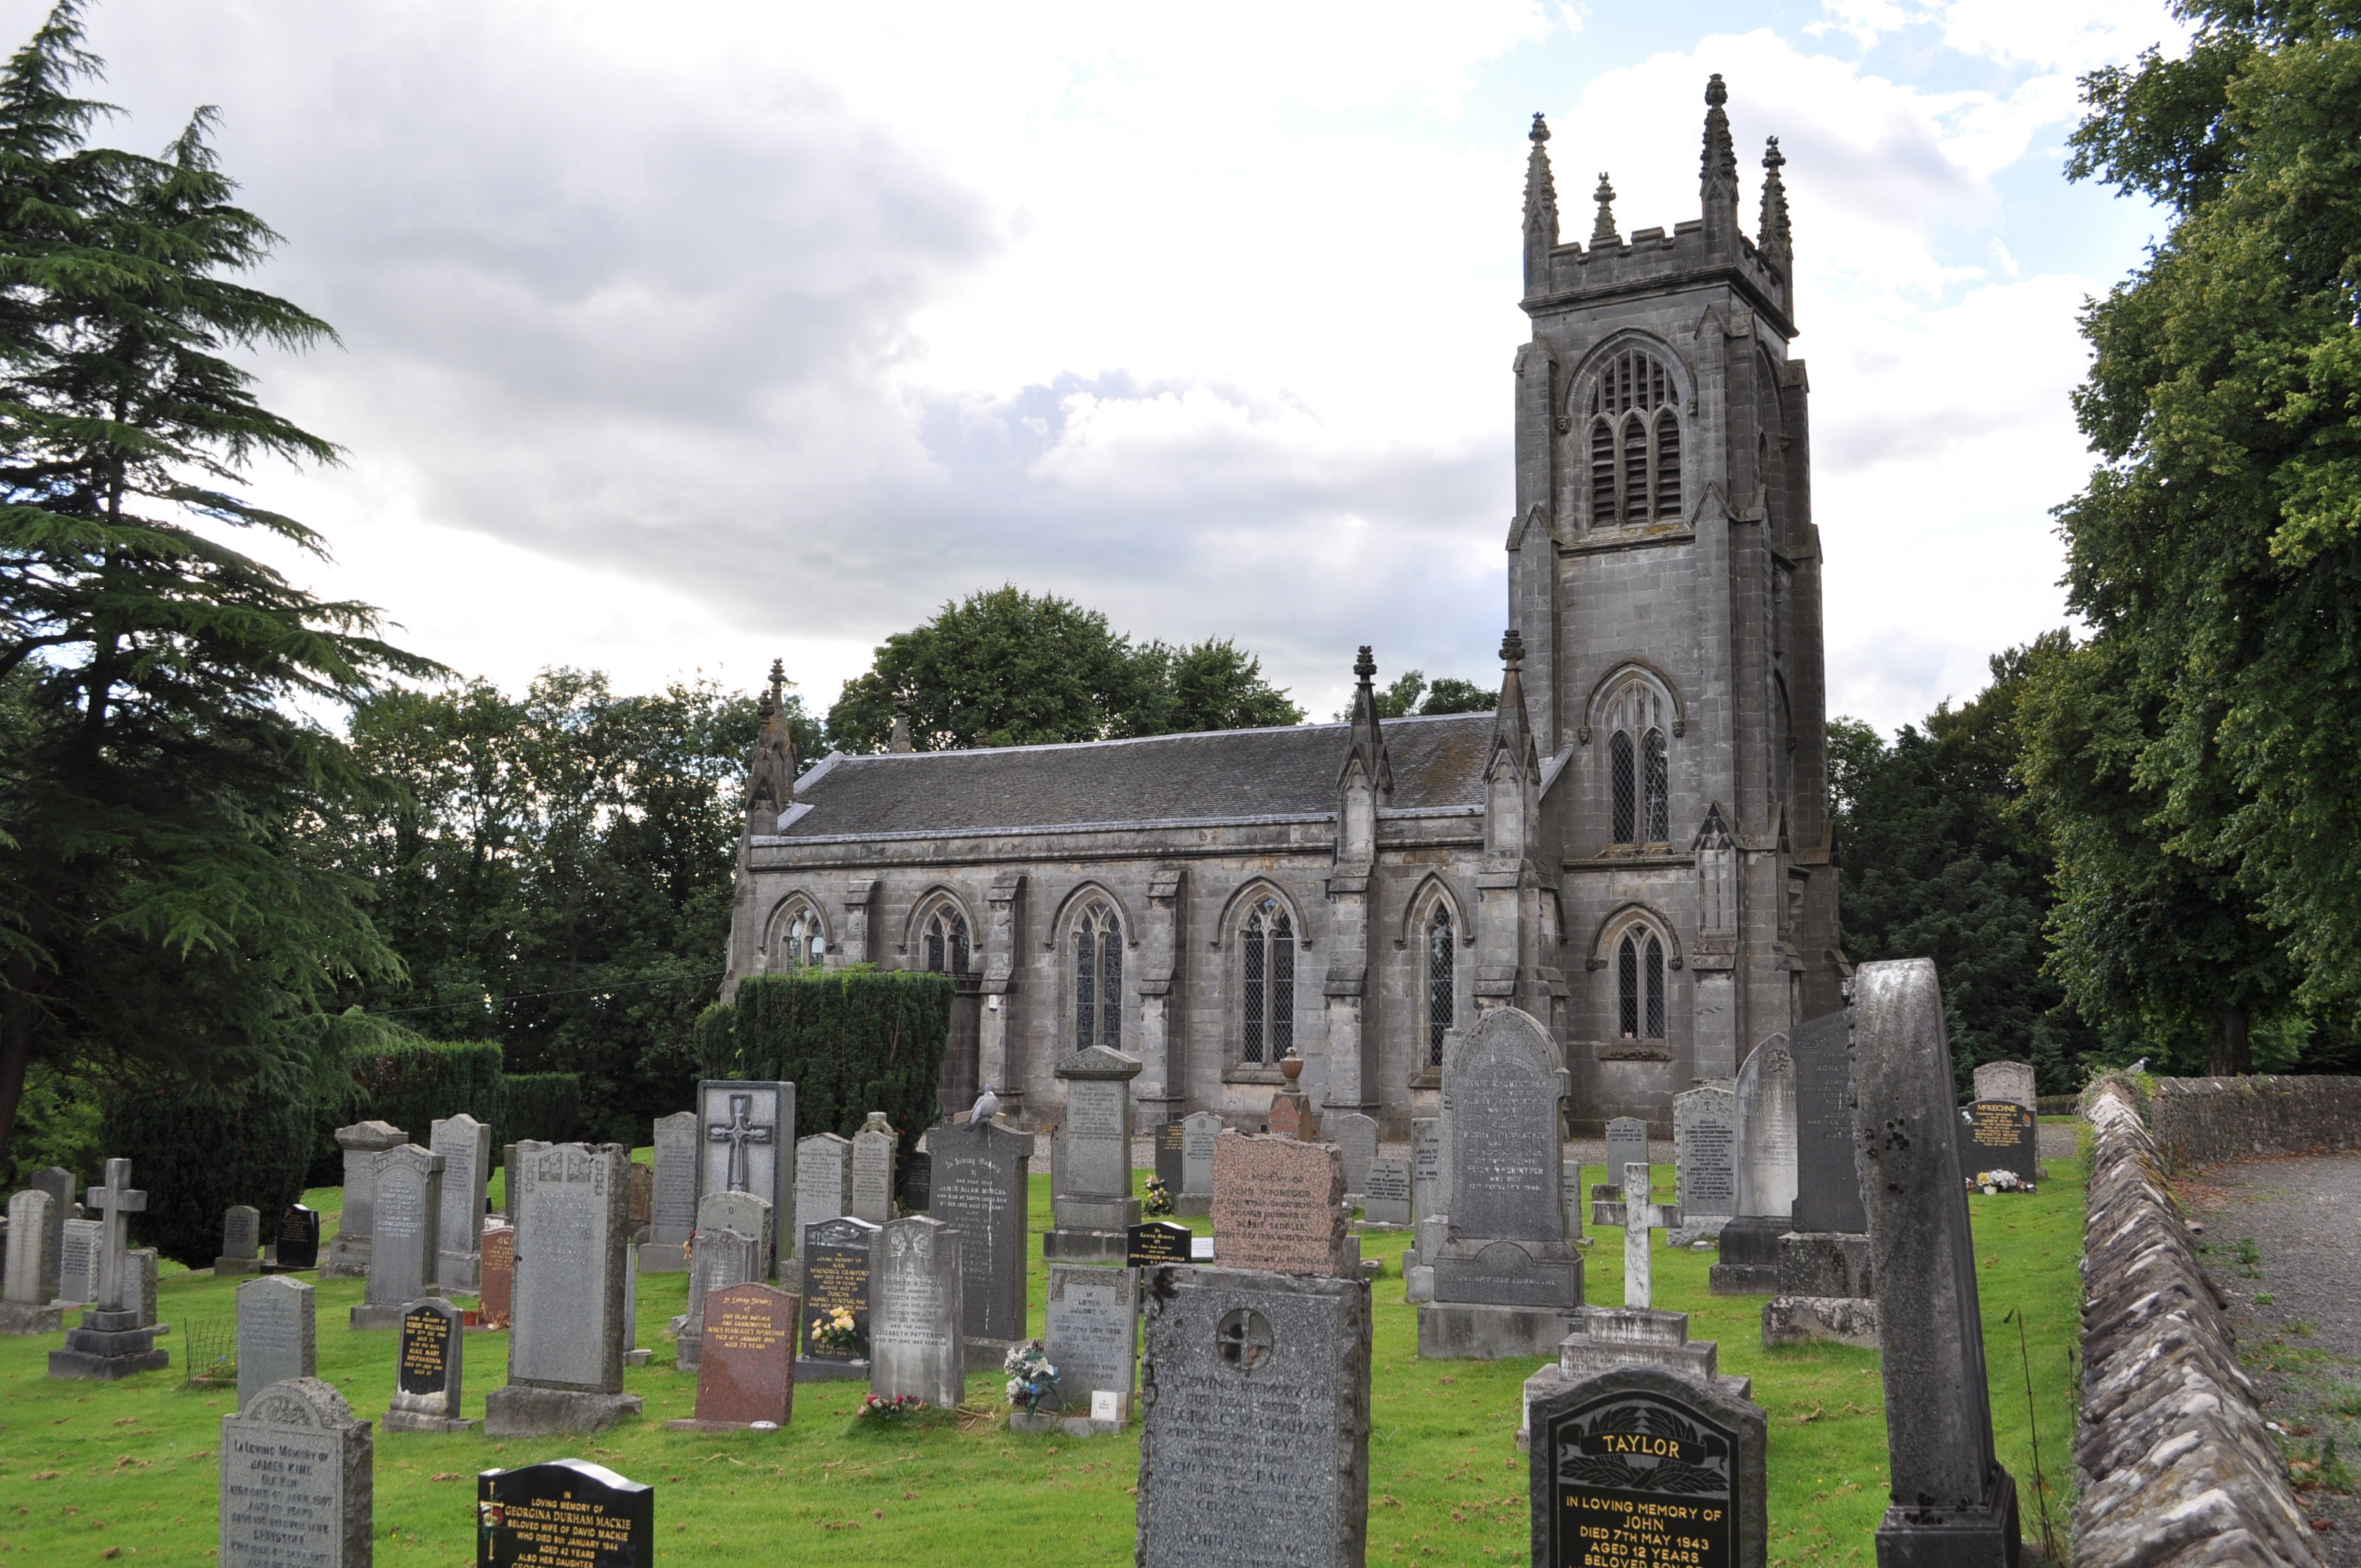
799 1216 876 1368
1791 1008 1866 1234
1126 1220 1192 1267
398 1304 454 1401
1528 1363 1767 1568
1154 1121 1186 1190
271 1205 319 1271
896 1150 932 1213
1956 1100 2037 1187
477 1457 651 1568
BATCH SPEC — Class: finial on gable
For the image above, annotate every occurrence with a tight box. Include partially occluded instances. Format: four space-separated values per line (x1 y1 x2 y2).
1354 645 1377 686
1591 172 1618 245
888 700 914 753
1529 112 1549 145
1758 135 1791 262
1500 628 1526 670
744 658 797 830
1340 646 1393 801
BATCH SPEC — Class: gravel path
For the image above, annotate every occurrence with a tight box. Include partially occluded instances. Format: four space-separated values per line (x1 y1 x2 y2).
2183 1152 2361 1560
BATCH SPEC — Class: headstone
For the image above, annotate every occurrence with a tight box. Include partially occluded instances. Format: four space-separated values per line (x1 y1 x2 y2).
501 1142 518 1220
1046 1045 1142 1259
1409 1118 1441 1223
1604 1117 1651 1195
320 1119 405 1279
619 1244 647 1367
130 1246 159 1329
699 1078 796 1267
486 1141 642 1437
385 1296 474 1431
30 1166 73 1277
799 1215 879 1379
1855 958 2022 1565
669 1281 797 1430
1045 1263 1138 1420
477 1459 651 1568
1670 1086 1738 1246
215 1205 263 1277
1973 1060 2037 1112
352 1144 443 1329
896 1150 932 1212
48 1158 167 1379
1136 1266 1371 1568
1330 1111 1379 1198
625 1160 654 1241
273 1205 319 1271
1126 1220 1192 1267
1421 1008 1581 1354
794 1131 852 1251
1179 1109 1222 1213
643 1110 699 1272
429 1113 492 1293
1958 1100 2038 1188
477 1226 514 1329
673 1224 761 1373
924 1119 1036 1351
1362 1158 1412 1226
1154 1119 1186 1193
695 1187 773 1281
1 1188 62 1332
1527 1363 1768 1568
219 1378 371 1568
1621 1162 1664 1310
869 1214 964 1408
1710 1036 1796 1296
1265 1084 1316 1140
236 1275 315 1413
1209 1131 1349 1275
58 1216 99 1305
849 1111 896 1225
1792 1008 1868 1233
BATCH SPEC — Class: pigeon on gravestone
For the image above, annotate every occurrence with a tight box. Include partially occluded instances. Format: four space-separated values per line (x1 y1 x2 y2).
968 1084 999 1128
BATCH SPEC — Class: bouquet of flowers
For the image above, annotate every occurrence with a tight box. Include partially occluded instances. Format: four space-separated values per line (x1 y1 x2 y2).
1003 1338 1060 1414
859 1393 926 1422
1969 1169 2029 1195
811 1305 866 1357
1142 1174 1175 1218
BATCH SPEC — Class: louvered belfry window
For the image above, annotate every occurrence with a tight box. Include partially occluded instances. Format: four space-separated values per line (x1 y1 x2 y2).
1585 348 1683 526
1241 897 1295 1064
1426 904 1455 1067
1073 902 1122 1051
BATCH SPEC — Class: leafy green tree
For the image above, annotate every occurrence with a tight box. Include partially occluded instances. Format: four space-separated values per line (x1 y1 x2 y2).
2024 1 2361 1067
0 5 432 1161
1833 639 2100 1094
827 585 1301 750
1343 669 1499 722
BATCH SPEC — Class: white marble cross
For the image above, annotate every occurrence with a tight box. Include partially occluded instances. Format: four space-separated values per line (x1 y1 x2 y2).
86 1158 147 1313
1622 1160 1664 1310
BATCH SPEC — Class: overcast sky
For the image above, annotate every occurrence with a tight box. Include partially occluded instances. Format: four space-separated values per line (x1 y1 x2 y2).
31 0 2183 733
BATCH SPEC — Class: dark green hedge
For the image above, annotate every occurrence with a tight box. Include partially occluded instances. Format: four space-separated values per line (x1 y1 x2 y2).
503 1072 585 1145
702 970 952 1161
304 1038 509 1182
102 1092 319 1268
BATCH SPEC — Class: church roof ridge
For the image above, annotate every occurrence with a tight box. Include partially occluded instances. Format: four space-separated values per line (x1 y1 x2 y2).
820 707 1485 763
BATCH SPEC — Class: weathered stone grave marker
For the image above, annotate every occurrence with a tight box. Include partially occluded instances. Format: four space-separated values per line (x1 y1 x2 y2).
321 1119 405 1279
849 1111 896 1225
49 1158 167 1379
870 1214 964 1408
1330 1110 1378 1199
2 1188 61 1333
794 1131 852 1252
673 1222 761 1373
1410 1117 1440 1224
477 1459 650 1568
1362 1157 1412 1226
385 1296 474 1432
670 1281 797 1430
1710 1036 1795 1296
694 1186 772 1283
1210 1130 1348 1275
642 1109 698 1273
1605 1117 1650 1196
798 1215 878 1381
236 1275 315 1413
1973 1059 2037 1111
58 1215 98 1307
924 1118 1034 1360
351 1144 443 1329
1046 1263 1137 1422
896 1150 932 1211
215 1205 262 1277
477 1225 514 1329
429 1113 492 1293
1045 1045 1141 1261
1136 1266 1371 1568
1177 1109 1220 1216
1528 1364 1766 1568
30 1165 73 1266
1154 1119 1186 1194
1766 1006 1878 1349
486 1141 642 1436
220 1377 371 1568
1669 1085 1737 1247
700 1078 795 1269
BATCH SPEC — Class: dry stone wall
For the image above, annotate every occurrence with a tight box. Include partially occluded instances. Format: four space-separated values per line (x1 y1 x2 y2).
2073 1077 2320 1568
2141 1074 2361 1174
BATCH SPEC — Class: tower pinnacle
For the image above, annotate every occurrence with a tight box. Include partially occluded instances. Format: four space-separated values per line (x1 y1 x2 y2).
1592 172 1618 245
1700 73 1739 244
1758 136 1791 262
1523 113 1559 296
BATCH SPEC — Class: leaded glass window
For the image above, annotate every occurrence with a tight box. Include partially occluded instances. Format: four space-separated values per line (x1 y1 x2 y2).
1604 676 1673 848
1073 901 1122 1051
778 905 827 969
1241 897 1294 1064
1610 730 1636 844
1426 904 1454 1067
922 907 970 974
1615 926 1667 1040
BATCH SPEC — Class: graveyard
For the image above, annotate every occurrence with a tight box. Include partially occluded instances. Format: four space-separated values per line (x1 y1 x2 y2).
0 1145 2083 1567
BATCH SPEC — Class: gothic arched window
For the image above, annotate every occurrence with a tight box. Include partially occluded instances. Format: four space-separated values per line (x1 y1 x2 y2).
1616 924 1668 1040
1603 675 1672 848
921 904 970 975
1584 347 1683 526
775 904 827 970
1240 896 1295 1064
1426 903 1455 1067
1072 901 1123 1052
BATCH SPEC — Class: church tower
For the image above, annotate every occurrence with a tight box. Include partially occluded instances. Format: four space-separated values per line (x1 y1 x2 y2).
1504 79 1842 1130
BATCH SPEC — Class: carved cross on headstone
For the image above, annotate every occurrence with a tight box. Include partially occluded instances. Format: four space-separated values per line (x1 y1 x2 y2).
707 1092 775 1194
86 1157 147 1313
1622 1161 1665 1310
1216 1307 1273 1373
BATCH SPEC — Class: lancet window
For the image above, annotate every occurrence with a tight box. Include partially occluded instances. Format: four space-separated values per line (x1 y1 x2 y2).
1072 901 1123 1052
1615 922 1669 1041
1241 896 1296 1064
1604 677 1672 846
1426 904 1456 1068
921 904 971 975
775 904 827 969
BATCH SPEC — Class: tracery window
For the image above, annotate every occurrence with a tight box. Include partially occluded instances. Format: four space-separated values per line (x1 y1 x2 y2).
1426 904 1456 1068
921 904 970 974
1072 901 1123 1053
1241 896 1295 1064
1584 348 1683 526
776 904 827 969
1605 677 1672 847
1615 923 1668 1040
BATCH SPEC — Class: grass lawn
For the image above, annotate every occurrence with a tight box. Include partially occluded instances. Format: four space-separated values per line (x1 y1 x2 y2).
0 1155 2083 1567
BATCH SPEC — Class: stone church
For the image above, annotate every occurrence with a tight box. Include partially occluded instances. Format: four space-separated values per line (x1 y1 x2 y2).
722 77 1843 1137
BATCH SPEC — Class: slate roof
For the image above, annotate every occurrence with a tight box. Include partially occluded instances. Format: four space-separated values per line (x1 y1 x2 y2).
775 712 1495 840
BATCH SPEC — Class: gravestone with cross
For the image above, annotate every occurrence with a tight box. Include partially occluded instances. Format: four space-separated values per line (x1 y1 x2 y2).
48 1158 169 1380
1621 1161 1664 1310
697 1079 795 1273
